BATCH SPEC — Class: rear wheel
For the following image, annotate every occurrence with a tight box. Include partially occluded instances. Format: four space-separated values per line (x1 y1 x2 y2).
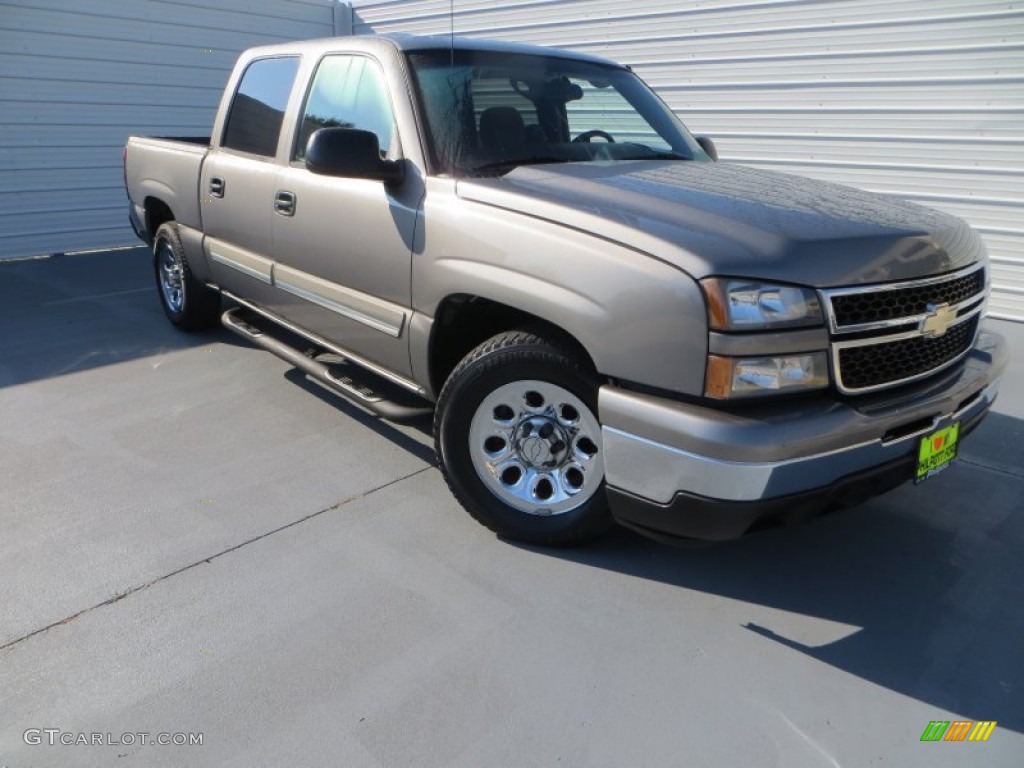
153 222 220 331
435 330 612 545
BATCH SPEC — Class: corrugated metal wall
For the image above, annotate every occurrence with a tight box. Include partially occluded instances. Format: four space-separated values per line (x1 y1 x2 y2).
0 0 336 260
3 1 1021 320
349 0 1024 321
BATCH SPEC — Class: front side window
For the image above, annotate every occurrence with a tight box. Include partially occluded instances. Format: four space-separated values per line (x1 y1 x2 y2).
222 56 300 157
293 55 396 161
407 49 705 176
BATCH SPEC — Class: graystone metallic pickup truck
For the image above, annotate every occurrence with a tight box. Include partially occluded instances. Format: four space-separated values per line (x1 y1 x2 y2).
125 34 1007 545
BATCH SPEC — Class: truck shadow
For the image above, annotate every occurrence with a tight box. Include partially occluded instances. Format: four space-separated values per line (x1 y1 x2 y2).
0 248 237 388
281 367 436 466
0 246 299 391
519 409 1024 733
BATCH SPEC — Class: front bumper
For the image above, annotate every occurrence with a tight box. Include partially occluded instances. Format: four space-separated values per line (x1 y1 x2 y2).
600 330 1008 541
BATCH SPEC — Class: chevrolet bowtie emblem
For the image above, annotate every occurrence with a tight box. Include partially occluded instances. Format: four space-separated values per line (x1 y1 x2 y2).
920 302 956 338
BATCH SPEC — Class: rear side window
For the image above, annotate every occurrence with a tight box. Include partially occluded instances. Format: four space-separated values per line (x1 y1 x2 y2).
222 56 300 157
293 55 395 160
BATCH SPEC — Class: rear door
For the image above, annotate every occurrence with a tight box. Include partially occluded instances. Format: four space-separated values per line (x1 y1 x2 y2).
201 56 300 304
270 53 422 377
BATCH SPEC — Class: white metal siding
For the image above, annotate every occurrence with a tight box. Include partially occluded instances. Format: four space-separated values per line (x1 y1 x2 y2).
0 0 335 260
350 0 1024 321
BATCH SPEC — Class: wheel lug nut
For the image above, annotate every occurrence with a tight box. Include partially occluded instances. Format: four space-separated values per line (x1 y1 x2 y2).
538 423 554 439
549 440 565 454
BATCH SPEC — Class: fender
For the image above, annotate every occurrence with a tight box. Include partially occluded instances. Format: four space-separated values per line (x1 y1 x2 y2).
412 189 708 396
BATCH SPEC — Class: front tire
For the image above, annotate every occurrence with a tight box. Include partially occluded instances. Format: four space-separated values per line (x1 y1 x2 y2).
153 222 220 331
434 330 612 545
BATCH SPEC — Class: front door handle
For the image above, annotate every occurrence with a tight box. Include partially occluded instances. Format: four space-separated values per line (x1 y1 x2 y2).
274 190 296 216
209 177 225 198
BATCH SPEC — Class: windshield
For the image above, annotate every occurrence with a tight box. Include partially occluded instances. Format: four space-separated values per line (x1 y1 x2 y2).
406 49 707 176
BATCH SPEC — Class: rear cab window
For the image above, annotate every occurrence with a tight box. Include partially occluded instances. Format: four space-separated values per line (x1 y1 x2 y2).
222 56 300 157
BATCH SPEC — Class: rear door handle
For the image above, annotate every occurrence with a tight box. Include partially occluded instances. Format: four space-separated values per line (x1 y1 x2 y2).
274 190 296 217
209 177 225 197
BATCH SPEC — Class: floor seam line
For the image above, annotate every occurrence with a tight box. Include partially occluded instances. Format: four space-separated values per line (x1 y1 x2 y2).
958 455 1024 480
0 466 432 653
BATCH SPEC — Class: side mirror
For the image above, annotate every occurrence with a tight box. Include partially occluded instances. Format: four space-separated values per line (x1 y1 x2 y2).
696 136 718 162
305 128 405 185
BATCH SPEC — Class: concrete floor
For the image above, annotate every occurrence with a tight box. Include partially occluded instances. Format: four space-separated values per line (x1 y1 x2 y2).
1 248 1022 767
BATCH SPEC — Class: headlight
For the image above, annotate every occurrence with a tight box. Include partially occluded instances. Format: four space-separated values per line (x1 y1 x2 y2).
705 353 829 399
701 278 823 331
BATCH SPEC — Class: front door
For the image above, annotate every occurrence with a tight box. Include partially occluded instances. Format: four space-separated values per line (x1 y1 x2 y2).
270 54 422 378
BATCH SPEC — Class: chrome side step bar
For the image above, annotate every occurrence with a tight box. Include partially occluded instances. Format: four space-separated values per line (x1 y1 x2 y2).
221 308 433 423
220 289 425 395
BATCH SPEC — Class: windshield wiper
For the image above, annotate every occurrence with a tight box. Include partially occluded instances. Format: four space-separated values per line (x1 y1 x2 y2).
467 156 573 176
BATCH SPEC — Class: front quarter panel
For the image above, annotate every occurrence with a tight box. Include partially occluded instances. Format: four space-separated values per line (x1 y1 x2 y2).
413 180 708 395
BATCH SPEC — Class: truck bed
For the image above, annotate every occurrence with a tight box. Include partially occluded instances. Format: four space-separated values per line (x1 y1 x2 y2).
125 135 210 234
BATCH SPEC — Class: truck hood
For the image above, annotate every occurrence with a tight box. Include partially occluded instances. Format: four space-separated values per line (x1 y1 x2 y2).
456 161 983 287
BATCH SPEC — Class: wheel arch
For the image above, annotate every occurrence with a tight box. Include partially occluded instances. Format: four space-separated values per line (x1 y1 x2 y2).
427 294 598 397
144 196 176 238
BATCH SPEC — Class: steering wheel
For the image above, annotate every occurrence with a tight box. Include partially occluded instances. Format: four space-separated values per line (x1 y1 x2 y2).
572 129 616 143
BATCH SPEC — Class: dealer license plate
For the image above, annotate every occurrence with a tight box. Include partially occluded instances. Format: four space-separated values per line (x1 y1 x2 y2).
915 421 960 483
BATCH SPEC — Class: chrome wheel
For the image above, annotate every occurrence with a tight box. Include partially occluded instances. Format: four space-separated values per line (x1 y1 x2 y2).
152 222 220 331
468 379 604 516
157 240 185 314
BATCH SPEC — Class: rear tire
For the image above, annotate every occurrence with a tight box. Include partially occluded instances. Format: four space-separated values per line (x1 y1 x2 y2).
153 222 220 331
435 330 612 546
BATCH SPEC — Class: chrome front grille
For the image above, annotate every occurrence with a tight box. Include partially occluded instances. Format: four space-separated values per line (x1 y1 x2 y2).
836 315 979 392
822 263 986 394
830 268 985 328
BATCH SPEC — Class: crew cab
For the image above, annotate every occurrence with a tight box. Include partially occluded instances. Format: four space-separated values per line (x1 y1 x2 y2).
124 34 1007 545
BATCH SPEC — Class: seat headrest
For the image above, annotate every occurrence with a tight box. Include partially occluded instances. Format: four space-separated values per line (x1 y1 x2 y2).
479 106 526 153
